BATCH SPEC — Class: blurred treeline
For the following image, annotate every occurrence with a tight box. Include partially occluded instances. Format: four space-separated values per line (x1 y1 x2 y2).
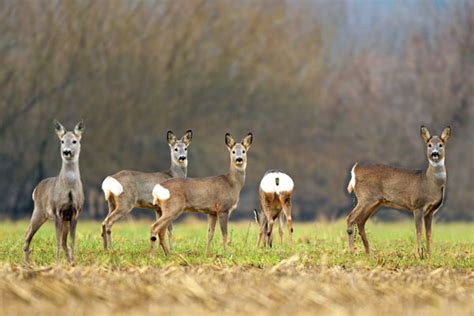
0 0 472 221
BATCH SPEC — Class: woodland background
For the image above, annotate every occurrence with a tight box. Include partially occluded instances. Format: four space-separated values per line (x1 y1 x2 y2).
0 0 472 221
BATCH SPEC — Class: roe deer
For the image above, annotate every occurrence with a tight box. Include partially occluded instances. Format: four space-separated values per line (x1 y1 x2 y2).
24 120 84 264
101 130 192 250
254 170 294 247
346 126 451 257
150 132 253 256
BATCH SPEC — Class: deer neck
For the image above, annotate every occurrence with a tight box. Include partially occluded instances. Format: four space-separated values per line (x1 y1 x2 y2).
169 160 187 178
228 163 246 189
426 158 446 186
59 159 81 186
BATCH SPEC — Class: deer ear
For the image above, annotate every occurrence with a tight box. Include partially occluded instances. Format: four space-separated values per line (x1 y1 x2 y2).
167 131 177 146
54 120 66 139
420 126 431 143
242 132 253 149
73 120 84 139
440 126 451 143
181 129 193 146
225 133 236 149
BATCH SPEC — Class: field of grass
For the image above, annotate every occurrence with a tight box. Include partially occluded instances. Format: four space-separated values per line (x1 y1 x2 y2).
0 219 472 315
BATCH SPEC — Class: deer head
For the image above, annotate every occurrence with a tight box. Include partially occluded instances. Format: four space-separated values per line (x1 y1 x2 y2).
225 132 253 171
167 130 192 167
421 126 451 167
54 120 84 163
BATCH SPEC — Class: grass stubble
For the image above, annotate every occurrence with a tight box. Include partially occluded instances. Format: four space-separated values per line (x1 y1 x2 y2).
0 220 472 315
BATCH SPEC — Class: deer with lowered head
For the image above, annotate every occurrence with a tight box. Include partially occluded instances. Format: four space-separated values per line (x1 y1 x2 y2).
101 130 192 250
151 132 253 256
254 170 294 247
346 126 451 257
24 120 85 264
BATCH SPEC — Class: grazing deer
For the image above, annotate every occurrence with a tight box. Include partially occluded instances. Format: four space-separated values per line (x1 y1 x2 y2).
346 126 451 257
254 170 294 247
150 132 253 256
101 130 192 250
24 120 84 264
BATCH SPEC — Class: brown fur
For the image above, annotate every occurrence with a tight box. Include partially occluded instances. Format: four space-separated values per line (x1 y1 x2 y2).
101 130 192 250
346 126 451 257
255 171 294 248
150 133 252 256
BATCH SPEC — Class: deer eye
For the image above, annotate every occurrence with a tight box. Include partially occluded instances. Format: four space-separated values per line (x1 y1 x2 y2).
185 148 187 151
72 140 77 144
242 150 246 154
174 148 178 152
428 144 432 148
439 144 443 148
232 150 235 154
61 140 64 144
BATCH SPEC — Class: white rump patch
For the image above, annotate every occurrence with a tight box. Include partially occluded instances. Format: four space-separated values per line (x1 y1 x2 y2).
32 187 36 201
101 176 124 200
152 183 170 205
260 171 294 194
347 163 357 193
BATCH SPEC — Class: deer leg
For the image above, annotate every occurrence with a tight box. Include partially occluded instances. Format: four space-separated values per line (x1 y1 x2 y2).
101 198 116 249
257 228 264 247
101 200 132 250
424 213 433 256
167 222 174 251
356 203 380 255
23 208 47 263
280 195 293 243
414 209 424 259
218 212 229 252
54 216 63 262
278 213 284 244
347 203 364 253
155 208 174 251
266 217 275 248
357 221 370 254
206 214 218 254
69 216 78 263
150 212 175 257
61 220 72 263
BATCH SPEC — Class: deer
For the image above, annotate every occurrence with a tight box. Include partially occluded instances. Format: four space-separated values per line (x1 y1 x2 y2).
346 126 451 257
253 170 294 248
101 130 192 250
23 120 84 264
150 132 253 256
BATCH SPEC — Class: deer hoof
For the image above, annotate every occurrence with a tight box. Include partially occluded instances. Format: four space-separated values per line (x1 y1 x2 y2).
347 228 353 235
150 236 157 241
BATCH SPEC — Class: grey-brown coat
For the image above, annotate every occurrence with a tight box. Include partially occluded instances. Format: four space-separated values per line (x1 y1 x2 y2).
151 133 253 256
24 120 84 264
254 170 294 247
101 130 192 250
346 126 451 257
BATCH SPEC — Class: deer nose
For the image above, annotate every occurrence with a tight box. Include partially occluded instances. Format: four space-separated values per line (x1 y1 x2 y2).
236 157 243 163
63 149 72 156
178 156 186 161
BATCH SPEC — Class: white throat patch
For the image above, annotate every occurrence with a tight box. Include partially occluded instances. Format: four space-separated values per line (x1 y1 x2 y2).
429 158 445 168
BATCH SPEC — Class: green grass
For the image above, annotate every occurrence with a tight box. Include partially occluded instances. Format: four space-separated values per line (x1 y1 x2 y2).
0 220 472 269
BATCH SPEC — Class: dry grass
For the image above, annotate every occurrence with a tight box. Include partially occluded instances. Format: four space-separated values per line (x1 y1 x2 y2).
0 221 472 315
1 260 473 316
